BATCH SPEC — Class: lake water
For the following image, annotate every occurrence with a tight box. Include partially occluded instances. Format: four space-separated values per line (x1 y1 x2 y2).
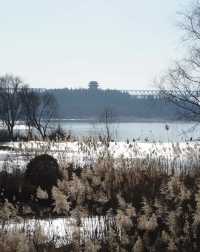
50 120 200 142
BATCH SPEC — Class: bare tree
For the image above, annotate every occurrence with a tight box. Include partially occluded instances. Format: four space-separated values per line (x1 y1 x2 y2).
20 86 40 138
160 2 200 122
34 92 57 139
0 74 24 140
99 107 117 145
20 88 57 140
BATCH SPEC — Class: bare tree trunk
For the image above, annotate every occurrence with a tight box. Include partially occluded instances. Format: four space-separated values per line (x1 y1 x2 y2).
0 75 24 141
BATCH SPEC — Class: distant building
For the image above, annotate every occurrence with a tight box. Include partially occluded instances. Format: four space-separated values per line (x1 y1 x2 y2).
88 81 99 90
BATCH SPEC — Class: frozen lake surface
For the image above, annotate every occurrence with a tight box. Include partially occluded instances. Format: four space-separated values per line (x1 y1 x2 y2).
13 120 200 142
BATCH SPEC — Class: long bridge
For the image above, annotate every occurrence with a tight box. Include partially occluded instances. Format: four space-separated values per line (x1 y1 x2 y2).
32 88 162 96
1 87 200 100
0 87 163 98
120 89 162 99
32 88 164 99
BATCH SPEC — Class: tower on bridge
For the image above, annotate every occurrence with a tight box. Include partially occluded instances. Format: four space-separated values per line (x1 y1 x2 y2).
88 81 99 90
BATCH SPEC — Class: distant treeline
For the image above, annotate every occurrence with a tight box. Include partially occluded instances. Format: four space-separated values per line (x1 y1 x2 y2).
49 88 181 120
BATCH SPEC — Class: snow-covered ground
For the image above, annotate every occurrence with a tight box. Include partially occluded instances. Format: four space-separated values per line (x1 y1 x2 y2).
2 216 112 247
0 140 199 172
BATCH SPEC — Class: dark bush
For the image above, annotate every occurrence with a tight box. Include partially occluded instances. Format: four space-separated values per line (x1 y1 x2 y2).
0 169 24 201
25 154 62 192
0 129 10 142
0 145 14 151
13 130 32 141
0 129 30 142
48 125 70 141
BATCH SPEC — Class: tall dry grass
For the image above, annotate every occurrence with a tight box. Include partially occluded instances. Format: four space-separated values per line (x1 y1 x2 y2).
0 138 200 250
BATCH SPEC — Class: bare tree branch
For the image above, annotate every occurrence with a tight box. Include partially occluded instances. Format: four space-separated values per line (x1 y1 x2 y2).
0 74 25 140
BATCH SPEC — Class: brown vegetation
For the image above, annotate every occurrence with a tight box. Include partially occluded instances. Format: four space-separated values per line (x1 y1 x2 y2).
0 141 200 251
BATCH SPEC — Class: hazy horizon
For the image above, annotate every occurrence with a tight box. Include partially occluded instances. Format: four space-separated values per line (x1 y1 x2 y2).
0 0 192 90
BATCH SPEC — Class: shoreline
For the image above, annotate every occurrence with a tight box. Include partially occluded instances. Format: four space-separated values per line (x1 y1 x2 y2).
50 118 197 124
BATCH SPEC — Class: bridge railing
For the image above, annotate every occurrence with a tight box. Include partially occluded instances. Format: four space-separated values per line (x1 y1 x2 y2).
120 89 200 98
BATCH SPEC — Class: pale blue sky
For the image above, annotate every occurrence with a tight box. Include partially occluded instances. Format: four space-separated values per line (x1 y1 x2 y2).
0 0 192 89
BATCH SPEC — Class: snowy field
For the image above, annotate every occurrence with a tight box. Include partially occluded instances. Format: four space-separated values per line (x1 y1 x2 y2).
0 140 199 172
2 216 112 247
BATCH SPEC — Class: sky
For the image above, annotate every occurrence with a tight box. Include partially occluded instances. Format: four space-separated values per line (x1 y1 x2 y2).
0 0 193 90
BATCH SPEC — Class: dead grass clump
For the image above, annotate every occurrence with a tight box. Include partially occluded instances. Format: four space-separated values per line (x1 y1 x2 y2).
0 232 32 252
